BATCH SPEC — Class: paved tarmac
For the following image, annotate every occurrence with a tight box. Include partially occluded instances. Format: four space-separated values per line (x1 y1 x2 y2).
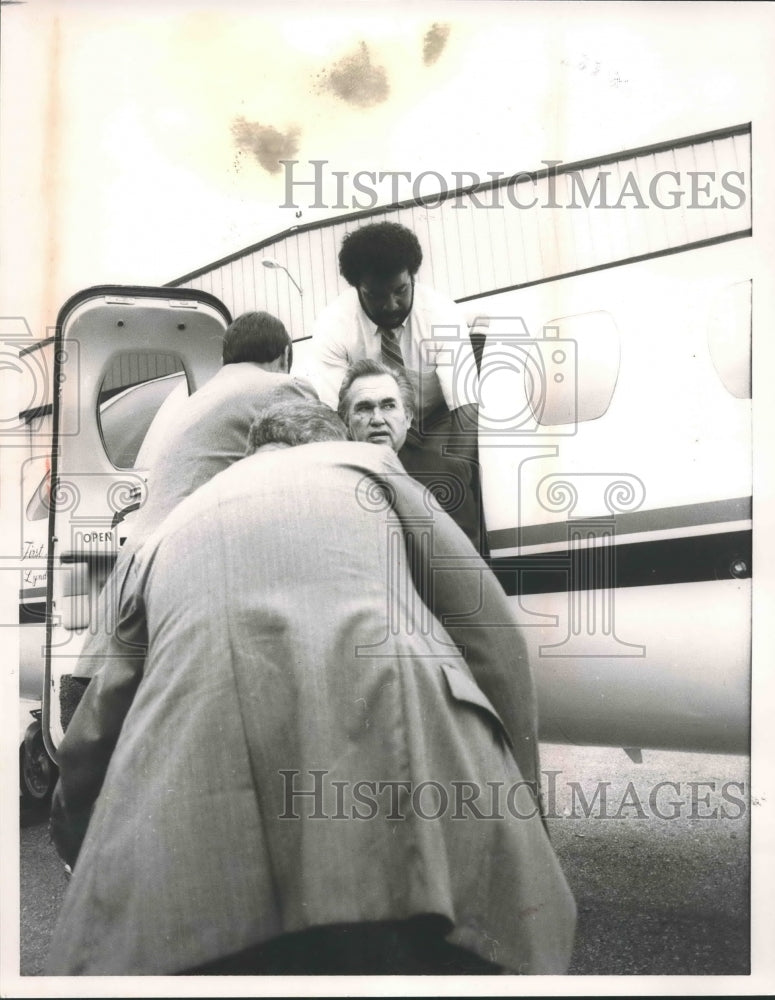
17 744 751 980
539 744 750 976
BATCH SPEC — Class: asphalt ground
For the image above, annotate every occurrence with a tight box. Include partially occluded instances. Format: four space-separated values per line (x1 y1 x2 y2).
539 744 750 976
17 744 751 982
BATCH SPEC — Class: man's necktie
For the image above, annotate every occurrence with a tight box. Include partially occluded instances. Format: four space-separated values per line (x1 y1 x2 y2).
380 327 405 372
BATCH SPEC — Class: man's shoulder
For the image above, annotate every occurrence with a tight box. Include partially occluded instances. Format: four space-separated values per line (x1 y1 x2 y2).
413 281 460 307
208 365 314 402
215 363 286 388
136 441 412 567
411 282 468 327
279 439 406 478
153 441 405 524
313 287 360 329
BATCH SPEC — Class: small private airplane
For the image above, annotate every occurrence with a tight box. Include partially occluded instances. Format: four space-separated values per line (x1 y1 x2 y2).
16 124 752 797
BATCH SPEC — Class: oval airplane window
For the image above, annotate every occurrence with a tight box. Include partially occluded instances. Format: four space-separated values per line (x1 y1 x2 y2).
707 279 751 400
529 310 620 426
97 353 189 469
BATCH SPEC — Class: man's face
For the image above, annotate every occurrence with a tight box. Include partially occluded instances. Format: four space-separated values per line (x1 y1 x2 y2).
346 374 410 451
357 269 414 329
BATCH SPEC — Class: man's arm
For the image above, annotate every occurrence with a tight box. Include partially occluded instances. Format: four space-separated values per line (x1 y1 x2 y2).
420 295 482 463
306 306 353 409
423 294 482 413
49 561 148 868
381 455 540 789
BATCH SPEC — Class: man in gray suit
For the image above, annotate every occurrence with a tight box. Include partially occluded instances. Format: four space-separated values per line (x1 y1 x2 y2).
337 358 485 553
48 400 575 976
72 310 316 681
123 309 317 545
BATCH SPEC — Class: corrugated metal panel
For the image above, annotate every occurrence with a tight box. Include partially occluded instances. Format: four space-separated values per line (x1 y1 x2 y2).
101 353 184 396
171 126 751 339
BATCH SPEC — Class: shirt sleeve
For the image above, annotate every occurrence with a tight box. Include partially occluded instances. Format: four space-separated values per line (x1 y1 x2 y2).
308 303 353 409
420 290 480 411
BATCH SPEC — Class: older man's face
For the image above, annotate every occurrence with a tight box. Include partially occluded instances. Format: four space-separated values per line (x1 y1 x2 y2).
346 373 410 451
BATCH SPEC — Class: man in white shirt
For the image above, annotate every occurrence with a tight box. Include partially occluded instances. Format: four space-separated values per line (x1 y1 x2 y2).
309 221 481 462
310 221 486 552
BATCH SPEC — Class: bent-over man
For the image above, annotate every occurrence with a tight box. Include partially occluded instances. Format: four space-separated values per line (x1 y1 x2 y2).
48 401 575 976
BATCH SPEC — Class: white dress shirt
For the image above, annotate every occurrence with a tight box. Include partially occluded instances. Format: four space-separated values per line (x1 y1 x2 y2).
309 282 479 417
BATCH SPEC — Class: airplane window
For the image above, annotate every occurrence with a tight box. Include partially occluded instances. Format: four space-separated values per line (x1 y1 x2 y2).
707 279 751 400
97 353 189 469
530 311 620 425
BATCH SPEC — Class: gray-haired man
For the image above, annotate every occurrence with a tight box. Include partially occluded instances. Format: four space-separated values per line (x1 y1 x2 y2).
338 359 484 553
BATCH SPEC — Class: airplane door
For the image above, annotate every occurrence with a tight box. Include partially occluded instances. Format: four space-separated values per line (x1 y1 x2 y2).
43 286 231 756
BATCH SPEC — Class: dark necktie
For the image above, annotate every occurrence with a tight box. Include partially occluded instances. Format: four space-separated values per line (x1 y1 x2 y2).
380 327 405 372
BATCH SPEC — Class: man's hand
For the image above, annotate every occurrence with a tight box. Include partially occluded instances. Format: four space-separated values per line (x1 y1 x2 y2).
49 783 91 869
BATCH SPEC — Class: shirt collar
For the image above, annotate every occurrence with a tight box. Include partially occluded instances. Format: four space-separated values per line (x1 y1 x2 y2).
365 314 408 337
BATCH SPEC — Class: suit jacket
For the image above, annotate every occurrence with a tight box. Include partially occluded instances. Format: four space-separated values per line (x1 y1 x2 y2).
72 363 316 679
398 435 484 554
123 361 318 544
48 442 575 975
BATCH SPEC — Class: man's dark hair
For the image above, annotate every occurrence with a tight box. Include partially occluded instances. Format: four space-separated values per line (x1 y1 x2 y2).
246 398 349 454
338 222 423 287
222 311 293 368
337 359 416 426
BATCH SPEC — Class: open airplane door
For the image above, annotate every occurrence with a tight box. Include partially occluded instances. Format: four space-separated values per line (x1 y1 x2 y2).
42 286 231 759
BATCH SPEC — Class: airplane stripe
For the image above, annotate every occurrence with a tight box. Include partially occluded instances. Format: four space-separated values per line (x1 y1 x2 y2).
490 528 751 596
491 518 752 558
20 601 47 624
19 587 47 601
487 496 752 553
